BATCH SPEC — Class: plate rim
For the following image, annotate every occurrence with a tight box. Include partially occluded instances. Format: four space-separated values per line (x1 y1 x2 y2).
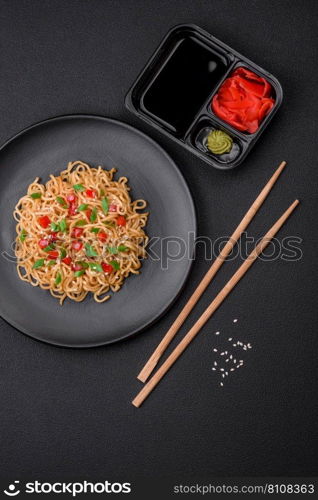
0 114 197 348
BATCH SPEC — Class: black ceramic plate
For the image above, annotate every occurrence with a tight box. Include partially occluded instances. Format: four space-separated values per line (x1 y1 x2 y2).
0 115 196 347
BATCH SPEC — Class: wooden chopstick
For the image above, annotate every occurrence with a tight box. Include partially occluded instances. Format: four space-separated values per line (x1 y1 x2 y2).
137 161 287 383
132 199 299 407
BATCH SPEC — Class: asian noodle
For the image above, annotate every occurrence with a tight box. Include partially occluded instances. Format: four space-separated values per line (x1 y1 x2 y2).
14 161 148 304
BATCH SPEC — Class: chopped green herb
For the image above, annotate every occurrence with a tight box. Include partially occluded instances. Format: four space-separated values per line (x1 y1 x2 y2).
100 189 105 197
43 244 56 252
88 262 103 272
60 248 67 259
75 219 86 226
59 219 67 232
85 243 98 258
56 196 68 208
101 197 109 215
77 203 88 211
107 246 118 255
30 192 42 199
76 261 89 269
33 258 45 269
50 222 60 232
90 227 100 233
50 220 68 232
55 272 62 285
110 260 120 271
47 260 56 266
74 270 85 277
118 245 129 252
73 184 85 192
20 229 27 242
90 207 97 223
103 220 115 227
106 244 129 254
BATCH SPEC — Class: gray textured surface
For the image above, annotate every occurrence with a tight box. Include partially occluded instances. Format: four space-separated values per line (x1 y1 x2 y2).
0 0 317 481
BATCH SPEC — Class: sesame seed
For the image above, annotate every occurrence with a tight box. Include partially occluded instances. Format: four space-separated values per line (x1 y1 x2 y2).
233 319 238 323
211 333 252 384
215 331 220 335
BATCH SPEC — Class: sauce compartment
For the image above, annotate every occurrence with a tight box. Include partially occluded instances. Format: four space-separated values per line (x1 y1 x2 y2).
186 117 247 169
141 36 229 137
125 24 283 170
128 26 231 138
206 63 281 137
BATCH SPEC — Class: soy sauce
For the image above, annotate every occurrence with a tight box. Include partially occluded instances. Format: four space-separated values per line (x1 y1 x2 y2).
142 37 228 137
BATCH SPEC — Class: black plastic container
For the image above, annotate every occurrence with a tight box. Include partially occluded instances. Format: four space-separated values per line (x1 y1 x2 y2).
125 24 283 170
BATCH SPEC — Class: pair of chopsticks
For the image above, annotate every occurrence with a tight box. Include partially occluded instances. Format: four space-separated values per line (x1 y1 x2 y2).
132 161 299 407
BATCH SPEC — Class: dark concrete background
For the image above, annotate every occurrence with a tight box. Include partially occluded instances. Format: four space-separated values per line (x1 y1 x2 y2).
0 0 317 482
